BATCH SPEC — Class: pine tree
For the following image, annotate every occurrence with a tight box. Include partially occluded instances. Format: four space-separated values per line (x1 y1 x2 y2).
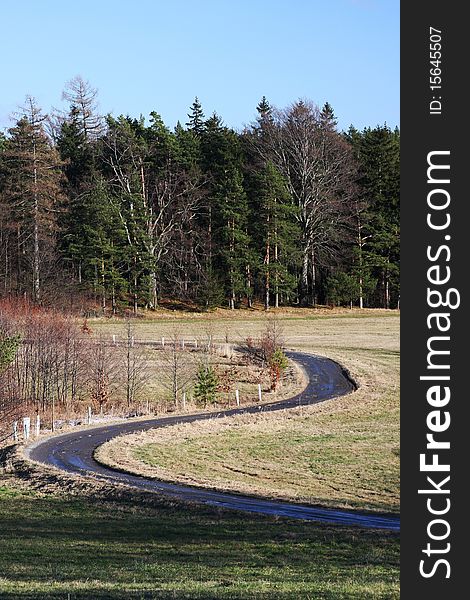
194 364 218 407
201 121 252 308
215 167 251 309
256 96 273 132
319 102 338 131
254 162 300 309
186 97 205 136
0 333 20 374
1 97 65 302
347 125 400 308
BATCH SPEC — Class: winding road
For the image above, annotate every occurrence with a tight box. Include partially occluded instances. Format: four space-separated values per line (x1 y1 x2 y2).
26 351 400 532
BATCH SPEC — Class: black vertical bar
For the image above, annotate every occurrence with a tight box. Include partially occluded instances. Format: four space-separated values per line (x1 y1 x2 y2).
401 3 467 597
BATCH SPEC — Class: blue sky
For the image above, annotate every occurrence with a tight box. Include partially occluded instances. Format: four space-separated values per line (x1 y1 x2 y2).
1 0 399 133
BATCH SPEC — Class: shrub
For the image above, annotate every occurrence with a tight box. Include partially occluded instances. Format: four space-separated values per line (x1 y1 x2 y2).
194 365 219 407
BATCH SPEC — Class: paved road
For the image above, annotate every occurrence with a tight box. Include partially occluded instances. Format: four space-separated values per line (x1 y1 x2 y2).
27 351 400 532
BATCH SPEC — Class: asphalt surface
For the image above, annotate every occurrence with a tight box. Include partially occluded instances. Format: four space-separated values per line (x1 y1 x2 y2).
27 351 400 532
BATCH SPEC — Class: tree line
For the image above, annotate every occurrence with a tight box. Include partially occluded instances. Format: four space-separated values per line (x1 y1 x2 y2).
0 77 400 312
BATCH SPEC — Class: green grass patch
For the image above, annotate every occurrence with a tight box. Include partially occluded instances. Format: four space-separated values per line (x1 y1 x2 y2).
0 483 399 599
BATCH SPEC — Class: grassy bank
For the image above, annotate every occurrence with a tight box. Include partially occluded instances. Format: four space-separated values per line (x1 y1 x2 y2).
0 482 399 599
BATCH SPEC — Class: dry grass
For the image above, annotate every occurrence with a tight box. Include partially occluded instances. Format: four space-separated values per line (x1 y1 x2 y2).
95 311 400 513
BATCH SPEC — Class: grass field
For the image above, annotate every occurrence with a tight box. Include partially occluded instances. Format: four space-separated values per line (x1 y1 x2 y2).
0 481 399 599
96 309 400 514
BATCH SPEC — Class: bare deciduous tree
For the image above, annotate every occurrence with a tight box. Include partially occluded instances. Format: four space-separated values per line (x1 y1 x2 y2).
62 76 104 141
252 100 357 305
121 318 152 409
158 328 197 409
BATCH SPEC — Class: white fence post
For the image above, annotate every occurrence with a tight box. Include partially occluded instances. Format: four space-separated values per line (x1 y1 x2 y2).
23 417 31 441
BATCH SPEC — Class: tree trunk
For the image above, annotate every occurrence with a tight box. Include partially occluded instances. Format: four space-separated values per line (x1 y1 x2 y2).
359 274 364 309
33 144 40 303
150 271 158 309
274 228 279 308
310 248 316 306
357 214 364 309
265 214 270 311
301 248 309 305
101 257 106 312
385 271 390 309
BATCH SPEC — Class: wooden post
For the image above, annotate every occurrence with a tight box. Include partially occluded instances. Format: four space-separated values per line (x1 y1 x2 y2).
87 406 92 425
258 383 262 403
235 389 240 407
13 421 18 442
35 414 40 437
23 417 31 441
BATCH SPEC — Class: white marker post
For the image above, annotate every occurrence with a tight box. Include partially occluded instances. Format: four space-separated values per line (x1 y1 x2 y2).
35 414 40 437
87 406 92 425
258 383 262 403
235 389 240 407
161 337 165 348
23 417 31 441
182 339 185 349
112 334 116 345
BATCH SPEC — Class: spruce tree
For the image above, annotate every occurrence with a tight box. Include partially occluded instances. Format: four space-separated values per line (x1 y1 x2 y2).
254 162 300 309
1 98 65 302
186 97 205 136
194 364 218 407
319 102 338 131
348 125 400 308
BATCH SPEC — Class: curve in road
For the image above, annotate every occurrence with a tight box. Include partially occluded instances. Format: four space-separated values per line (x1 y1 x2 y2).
26 351 400 532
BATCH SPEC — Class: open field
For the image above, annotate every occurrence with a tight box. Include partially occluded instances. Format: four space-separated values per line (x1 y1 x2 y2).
96 309 400 514
0 479 399 599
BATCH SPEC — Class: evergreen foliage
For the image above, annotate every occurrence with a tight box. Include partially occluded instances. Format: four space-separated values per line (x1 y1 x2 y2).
194 364 219 406
0 89 400 311
0 334 20 374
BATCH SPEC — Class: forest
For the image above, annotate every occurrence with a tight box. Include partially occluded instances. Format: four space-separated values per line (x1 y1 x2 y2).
0 77 400 313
